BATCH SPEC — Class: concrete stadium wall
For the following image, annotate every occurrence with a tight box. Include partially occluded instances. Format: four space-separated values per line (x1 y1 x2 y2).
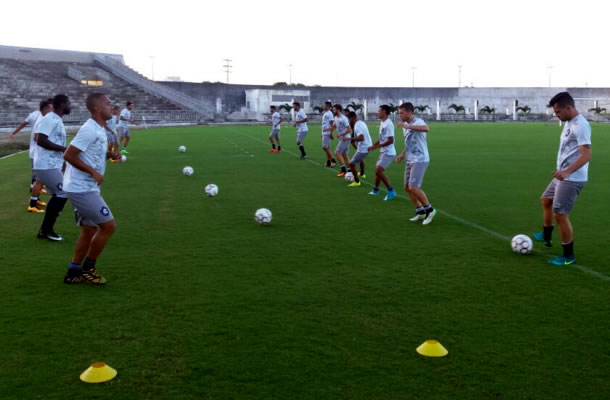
0 45 124 65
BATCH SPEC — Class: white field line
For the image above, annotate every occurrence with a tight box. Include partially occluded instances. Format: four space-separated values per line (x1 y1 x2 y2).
0 149 28 160
240 131 609 282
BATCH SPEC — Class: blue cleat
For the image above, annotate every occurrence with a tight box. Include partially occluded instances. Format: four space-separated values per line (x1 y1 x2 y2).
368 189 379 196
384 190 397 201
547 256 575 266
533 232 552 247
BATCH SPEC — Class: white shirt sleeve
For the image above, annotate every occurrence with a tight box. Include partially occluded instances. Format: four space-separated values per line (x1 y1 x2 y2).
386 121 395 138
577 122 592 146
70 127 97 152
37 116 55 137
25 112 38 126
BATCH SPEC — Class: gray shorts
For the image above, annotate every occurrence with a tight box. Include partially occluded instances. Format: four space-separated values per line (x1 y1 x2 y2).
119 126 129 137
106 133 118 145
376 153 395 169
404 162 429 188
350 151 368 164
335 139 350 154
33 168 66 197
542 178 585 215
322 135 331 149
269 128 280 139
67 191 114 227
297 130 308 144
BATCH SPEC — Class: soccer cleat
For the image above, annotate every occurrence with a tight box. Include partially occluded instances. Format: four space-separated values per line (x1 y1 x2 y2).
330 161 337 168
37 230 63 241
121 149 129 155
110 159 121 163
547 256 575 266
359 174 366 179
28 206 45 213
368 190 379 196
423 209 437 225
37 200 47 207
409 214 426 222
64 273 87 285
276 149 282 153
268 149 276 153
347 181 361 187
336 172 346 177
384 190 397 201
81 268 107 285
533 232 552 247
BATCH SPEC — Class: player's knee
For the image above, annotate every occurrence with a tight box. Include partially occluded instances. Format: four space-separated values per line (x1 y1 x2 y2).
100 219 116 235
540 197 552 206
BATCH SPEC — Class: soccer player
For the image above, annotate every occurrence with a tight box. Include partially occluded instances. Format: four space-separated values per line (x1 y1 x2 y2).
27 100 54 213
118 101 136 154
63 93 118 285
33 94 71 241
331 104 352 176
9 98 53 199
267 105 282 153
292 102 308 159
321 101 337 167
368 105 397 201
105 106 120 161
396 102 436 225
533 92 592 266
346 111 372 187
345 107 366 178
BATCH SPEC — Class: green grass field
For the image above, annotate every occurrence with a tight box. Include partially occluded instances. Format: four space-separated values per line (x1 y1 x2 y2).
0 122 608 399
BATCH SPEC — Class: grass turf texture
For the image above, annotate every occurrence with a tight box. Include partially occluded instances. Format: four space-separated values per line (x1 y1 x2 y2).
0 123 608 399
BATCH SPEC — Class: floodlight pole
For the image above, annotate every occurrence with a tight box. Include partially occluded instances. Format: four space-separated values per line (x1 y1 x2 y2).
547 65 553 88
223 59 233 84
458 65 462 88
410 66 416 88
288 64 293 85
149 56 155 81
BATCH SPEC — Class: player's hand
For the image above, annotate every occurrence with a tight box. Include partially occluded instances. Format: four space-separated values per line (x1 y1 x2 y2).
368 146 374 152
553 170 569 181
92 171 104 185
396 155 404 163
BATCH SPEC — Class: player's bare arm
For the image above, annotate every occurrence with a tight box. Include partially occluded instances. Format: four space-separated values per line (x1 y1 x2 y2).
553 144 592 181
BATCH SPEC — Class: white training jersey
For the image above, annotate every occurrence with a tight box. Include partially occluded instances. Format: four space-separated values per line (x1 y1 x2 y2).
30 115 45 161
403 117 430 163
25 110 42 159
106 116 118 134
295 109 308 132
334 114 351 139
33 112 66 170
379 118 396 156
322 110 333 136
63 118 108 193
118 108 131 127
557 113 591 182
271 112 281 129
354 120 372 153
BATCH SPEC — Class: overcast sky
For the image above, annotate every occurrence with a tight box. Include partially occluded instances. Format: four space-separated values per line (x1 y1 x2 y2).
2 0 608 87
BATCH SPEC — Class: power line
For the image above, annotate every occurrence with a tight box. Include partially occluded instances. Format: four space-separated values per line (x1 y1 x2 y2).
222 58 232 84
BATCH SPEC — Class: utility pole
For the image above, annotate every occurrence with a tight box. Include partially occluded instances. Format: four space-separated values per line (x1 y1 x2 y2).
410 66 416 88
222 59 232 84
547 65 553 88
458 65 462 88
149 56 155 80
288 64 293 85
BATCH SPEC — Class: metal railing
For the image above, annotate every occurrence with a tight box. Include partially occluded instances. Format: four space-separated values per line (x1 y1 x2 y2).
93 55 215 118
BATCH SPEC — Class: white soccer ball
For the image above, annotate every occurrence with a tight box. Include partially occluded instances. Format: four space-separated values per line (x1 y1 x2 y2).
120 155 127 163
205 184 218 197
183 166 194 176
255 208 272 225
511 234 533 255
179 145 186 153
345 172 355 182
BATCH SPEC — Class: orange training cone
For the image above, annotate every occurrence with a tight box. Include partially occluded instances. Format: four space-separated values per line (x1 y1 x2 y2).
80 362 117 383
416 340 448 357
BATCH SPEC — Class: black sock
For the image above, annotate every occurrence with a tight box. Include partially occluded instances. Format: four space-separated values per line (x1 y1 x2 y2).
272 143 276 149
354 176 360 183
331 158 336 163
424 204 434 216
299 145 306 156
30 196 38 208
387 186 394 192
341 165 347 173
278 145 281 150
83 257 97 271
543 225 554 242
416 206 425 215
40 196 67 233
562 241 574 259
326 160 331 167
360 169 365 176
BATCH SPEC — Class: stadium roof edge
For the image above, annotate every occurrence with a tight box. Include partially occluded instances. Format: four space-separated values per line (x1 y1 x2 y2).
0 44 124 64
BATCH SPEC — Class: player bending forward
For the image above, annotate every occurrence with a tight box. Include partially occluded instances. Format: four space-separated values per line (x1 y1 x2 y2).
346 111 372 187
63 93 119 285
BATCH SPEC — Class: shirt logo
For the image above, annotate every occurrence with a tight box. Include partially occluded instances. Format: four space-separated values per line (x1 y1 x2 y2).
57 183 63 191
100 207 110 216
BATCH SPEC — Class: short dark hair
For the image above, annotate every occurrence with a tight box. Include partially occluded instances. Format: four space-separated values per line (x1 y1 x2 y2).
86 93 107 112
333 104 343 112
113 105 120 110
39 99 52 112
126 101 133 106
548 92 575 108
347 111 357 119
399 102 414 112
324 101 332 107
292 101 300 107
270 105 276 110
52 94 69 110
379 104 391 115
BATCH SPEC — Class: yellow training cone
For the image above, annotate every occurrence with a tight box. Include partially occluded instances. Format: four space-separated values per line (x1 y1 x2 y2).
80 362 117 383
416 340 448 357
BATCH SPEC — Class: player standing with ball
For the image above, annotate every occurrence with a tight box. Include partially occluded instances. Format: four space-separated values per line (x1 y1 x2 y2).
534 92 592 266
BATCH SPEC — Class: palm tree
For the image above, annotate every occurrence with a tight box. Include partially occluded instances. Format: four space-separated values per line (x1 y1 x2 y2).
347 102 364 113
479 106 495 114
516 105 531 114
414 105 430 113
387 103 399 120
588 106 607 114
313 105 325 114
448 104 465 113
278 103 292 113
